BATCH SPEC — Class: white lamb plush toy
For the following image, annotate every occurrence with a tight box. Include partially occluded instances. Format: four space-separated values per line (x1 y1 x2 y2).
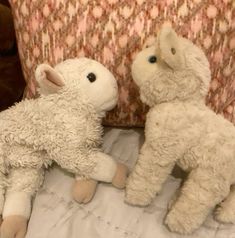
0 58 128 238
126 26 235 234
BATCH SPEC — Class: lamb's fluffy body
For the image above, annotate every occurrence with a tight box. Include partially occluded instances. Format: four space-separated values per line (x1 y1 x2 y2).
0 57 119 221
0 92 102 173
126 26 235 234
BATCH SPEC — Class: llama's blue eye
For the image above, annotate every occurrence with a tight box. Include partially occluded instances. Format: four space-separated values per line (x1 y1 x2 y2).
87 73 96 83
148 56 157 63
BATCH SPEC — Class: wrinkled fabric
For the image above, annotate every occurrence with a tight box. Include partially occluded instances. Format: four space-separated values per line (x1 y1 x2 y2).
26 129 235 238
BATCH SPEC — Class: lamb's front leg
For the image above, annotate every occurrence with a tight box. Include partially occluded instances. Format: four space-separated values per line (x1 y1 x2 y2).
72 151 128 203
72 175 98 204
126 142 176 206
165 168 230 234
88 152 128 189
0 167 44 238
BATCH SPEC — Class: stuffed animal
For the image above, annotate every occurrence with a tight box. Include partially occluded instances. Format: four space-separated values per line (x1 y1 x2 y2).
0 57 128 238
125 25 235 234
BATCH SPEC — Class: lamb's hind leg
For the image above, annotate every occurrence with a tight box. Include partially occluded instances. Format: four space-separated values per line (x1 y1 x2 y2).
0 167 44 238
215 185 235 223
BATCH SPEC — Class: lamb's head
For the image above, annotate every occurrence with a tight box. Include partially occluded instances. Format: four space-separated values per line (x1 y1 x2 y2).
35 57 118 113
131 26 211 107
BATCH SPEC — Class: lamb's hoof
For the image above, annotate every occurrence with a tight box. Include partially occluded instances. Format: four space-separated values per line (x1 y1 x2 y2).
0 215 27 238
165 210 199 235
72 179 98 204
214 206 235 224
112 163 129 189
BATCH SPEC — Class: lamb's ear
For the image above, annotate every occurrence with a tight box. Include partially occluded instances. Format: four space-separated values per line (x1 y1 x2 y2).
157 26 184 70
35 64 65 95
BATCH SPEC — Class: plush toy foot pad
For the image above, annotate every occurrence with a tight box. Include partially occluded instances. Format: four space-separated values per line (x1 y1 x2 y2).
112 163 129 189
0 215 27 238
72 179 98 204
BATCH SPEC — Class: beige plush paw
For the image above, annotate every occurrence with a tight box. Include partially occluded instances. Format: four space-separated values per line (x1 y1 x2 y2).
165 209 200 235
125 187 152 206
72 179 98 204
112 163 129 189
0 215 27 238
125 175 153 206
214 206 235 224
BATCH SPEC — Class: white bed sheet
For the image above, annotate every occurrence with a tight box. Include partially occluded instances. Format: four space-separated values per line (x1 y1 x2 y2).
26 129 235 238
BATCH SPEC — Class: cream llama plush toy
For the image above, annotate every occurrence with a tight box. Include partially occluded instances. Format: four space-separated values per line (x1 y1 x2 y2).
126 25 235 234
0 58 128 238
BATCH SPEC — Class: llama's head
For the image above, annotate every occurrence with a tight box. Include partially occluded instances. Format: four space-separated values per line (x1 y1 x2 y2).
131 26 211 107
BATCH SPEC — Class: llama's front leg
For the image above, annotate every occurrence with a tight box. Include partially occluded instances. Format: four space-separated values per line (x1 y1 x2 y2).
0 167 44 238
165 168 229 234
126 143 175 206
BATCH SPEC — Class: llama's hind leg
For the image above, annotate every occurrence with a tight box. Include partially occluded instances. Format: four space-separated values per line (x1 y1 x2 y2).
165 168 230 234
215 185 235 223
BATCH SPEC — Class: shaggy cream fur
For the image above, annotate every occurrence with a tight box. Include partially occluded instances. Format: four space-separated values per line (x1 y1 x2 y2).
0 58 127 238
126 26 235 234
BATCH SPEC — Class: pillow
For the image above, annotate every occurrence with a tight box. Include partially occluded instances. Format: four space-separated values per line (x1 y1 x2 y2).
9 0 235 126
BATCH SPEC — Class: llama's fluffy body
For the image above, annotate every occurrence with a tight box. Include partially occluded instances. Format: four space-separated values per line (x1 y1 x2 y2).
126 26 235 234
0 58 119 221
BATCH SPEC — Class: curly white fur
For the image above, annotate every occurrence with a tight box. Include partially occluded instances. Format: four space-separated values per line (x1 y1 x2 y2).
0 58 118 220
126 26 235 234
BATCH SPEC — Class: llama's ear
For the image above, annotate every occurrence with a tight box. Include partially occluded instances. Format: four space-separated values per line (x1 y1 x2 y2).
156 26 184 70
35 64 65 95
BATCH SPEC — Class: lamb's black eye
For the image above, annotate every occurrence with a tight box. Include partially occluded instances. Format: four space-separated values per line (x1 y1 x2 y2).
87 73 96 83
148 56 157 63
